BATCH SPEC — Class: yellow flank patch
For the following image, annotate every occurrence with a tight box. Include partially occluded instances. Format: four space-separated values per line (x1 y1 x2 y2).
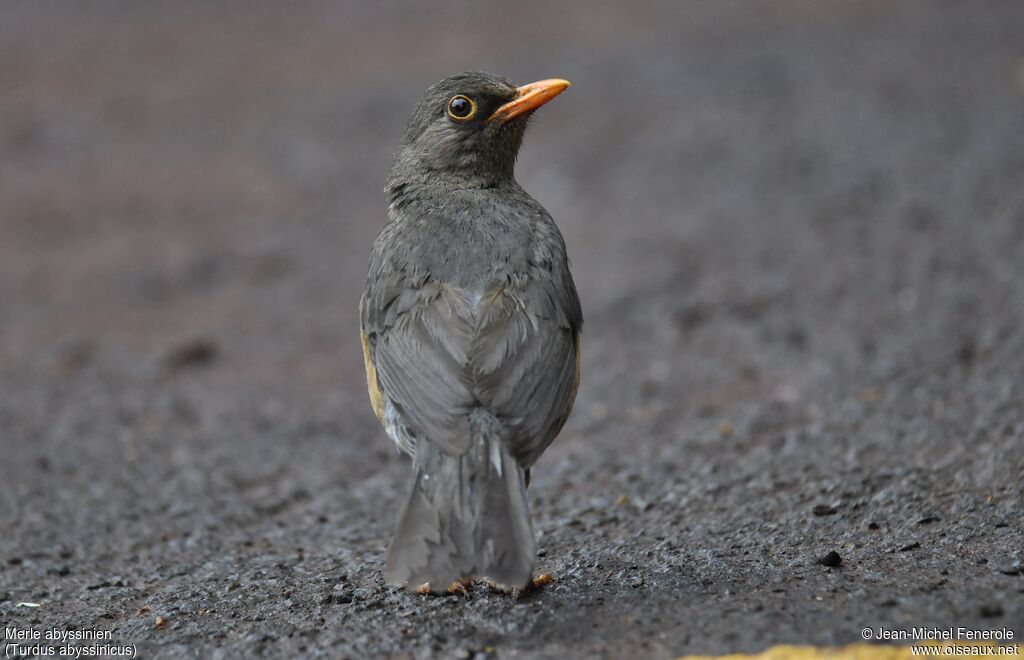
360 329 384 422
679 642 1020 660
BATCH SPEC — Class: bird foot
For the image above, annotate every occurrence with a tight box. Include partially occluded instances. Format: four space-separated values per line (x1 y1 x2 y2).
481 579 517 598
482 573 554 598
447 579 472 598
410 574 552 598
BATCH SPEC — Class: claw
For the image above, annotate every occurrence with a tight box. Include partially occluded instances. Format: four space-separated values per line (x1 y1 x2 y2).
414 582 432 595
482 579 512 594
447 580 471 598
480 573 553 598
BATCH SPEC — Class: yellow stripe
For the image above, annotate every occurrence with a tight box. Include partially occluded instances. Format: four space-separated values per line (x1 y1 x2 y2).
360 329 385 422
679 642 1020 660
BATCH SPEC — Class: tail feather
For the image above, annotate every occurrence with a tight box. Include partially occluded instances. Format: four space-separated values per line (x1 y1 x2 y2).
385 411 535 592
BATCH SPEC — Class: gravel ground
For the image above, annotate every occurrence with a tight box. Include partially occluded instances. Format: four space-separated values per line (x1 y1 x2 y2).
1 2 1022 658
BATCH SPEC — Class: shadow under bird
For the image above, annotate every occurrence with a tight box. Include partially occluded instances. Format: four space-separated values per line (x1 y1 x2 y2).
359 72 582 594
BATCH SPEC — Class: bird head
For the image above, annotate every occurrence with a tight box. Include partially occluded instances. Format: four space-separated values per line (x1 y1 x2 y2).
387 72 570 193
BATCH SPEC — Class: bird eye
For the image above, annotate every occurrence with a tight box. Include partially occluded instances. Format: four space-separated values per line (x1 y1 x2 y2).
447 95 477 121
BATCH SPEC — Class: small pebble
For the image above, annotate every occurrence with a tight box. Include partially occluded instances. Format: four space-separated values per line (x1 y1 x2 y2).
818 551 842 567
979 604 1004 618
996 561 1021 576
164 339 218 369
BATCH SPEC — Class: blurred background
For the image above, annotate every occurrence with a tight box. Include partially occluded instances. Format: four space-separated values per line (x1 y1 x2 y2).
1 1 1022 657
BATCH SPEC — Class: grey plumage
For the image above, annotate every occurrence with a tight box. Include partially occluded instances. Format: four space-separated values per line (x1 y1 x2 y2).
360 72 581 593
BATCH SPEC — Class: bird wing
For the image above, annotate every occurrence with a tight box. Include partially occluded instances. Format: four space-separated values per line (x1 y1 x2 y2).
468 278 580 467
361 278 580 465
360 218 582 466
361 275 479 456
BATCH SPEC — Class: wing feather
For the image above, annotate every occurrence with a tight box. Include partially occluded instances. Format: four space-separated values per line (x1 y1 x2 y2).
360 220 582 467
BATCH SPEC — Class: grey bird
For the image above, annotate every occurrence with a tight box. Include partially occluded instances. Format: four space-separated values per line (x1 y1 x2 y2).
359 72 582 594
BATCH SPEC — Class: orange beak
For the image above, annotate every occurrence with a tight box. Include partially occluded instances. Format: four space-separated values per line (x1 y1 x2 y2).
488 78 571 124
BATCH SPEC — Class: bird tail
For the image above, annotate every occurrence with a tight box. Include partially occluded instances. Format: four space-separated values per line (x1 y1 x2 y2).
384 410 535 593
